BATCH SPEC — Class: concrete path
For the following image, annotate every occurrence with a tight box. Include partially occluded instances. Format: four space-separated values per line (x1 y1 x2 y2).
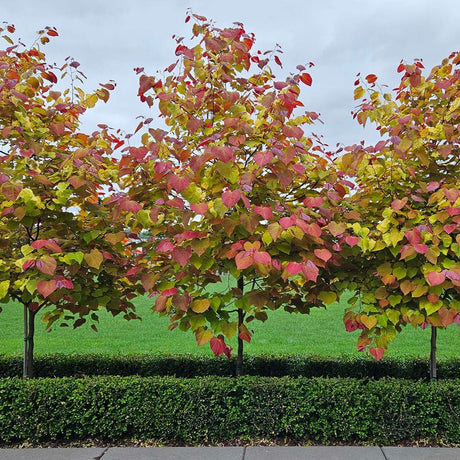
1 446 460 460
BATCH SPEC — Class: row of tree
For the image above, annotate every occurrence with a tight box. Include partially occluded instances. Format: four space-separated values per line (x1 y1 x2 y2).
0 15 459 378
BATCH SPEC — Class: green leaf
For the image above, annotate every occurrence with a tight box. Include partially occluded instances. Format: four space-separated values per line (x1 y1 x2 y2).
0 280 10 300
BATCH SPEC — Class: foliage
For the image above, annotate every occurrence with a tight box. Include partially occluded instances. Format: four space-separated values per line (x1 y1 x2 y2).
118 13 353 358
0 352 459 379
336 53 460 360
0 24 139 374
0 375 459 444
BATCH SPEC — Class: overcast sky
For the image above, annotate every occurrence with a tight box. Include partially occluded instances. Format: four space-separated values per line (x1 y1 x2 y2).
3 0 460 149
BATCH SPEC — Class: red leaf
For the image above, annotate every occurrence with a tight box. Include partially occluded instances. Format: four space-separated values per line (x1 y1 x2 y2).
314 249 332 262
238 326 251 343
157 240 174 253
47 28 58 37
22 260 35 271
369 347 385 361
155 295 168 312
274 55 282 67
365 74 377 84
300 73 312 86
210 336 232 358
172 246 192 267
222 189 242 208
426 271 446 286
37 280 57 298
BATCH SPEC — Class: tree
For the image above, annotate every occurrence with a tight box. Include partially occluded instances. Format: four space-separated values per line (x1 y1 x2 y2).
336 53 460 378
118 13 353 375
0 25 139 378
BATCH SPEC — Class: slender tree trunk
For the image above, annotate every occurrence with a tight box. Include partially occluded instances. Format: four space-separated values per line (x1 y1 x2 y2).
236 277 245 377
430 325 437 381
23 304 36 379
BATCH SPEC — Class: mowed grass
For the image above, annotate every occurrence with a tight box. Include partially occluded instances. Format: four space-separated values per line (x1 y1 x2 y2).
1 293 459 359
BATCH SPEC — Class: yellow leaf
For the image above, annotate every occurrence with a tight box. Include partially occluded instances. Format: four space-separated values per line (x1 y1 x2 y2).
412 284 428 298
195 327 213 346
191 298 211 313
221 321 238 340
317 291 337 305
354 86 365 100
84 249 104 269
360 314 378 329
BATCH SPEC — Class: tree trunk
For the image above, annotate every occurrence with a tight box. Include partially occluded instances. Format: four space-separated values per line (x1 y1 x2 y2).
430 325 437 381
23 304 36 379
236 277 245 377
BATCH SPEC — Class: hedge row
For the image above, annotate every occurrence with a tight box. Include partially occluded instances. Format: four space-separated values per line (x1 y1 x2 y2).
0 353 459 379
0 376 459 445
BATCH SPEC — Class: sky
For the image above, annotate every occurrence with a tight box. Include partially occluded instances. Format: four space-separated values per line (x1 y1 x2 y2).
3 0 460 149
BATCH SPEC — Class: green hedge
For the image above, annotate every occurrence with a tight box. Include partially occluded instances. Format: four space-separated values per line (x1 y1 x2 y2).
0 376 459 445
0 353 459 379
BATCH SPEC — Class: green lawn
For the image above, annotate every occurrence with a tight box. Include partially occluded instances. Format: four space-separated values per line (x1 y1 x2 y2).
1 294 459 359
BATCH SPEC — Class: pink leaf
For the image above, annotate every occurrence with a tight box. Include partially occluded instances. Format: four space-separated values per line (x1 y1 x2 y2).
443 188 459 204
253 251 271 265
391 197 408 211
253 151 273 167
445 270 460 281
314 249 332 262
280 216 296 229
345 236 359 247
426 271 446 286
37 280 57 298
222 189 242 208
404 229 421 245
235 252 252 270
254 206 273 220
36 257 57 276
285 261 302 275
426 181 439 192
444 224 456 234
157 240 174 253
303 197 324 208
191 202 209 215
169 174 190 193
302 260 319 282
413 244 428 254
305 223 322 238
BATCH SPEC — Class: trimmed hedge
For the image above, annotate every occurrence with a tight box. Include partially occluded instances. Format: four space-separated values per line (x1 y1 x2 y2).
0 353 459 379
0 376 459 445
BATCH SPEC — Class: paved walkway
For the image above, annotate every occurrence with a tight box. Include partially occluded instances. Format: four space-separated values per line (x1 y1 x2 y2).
1 446 460 459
